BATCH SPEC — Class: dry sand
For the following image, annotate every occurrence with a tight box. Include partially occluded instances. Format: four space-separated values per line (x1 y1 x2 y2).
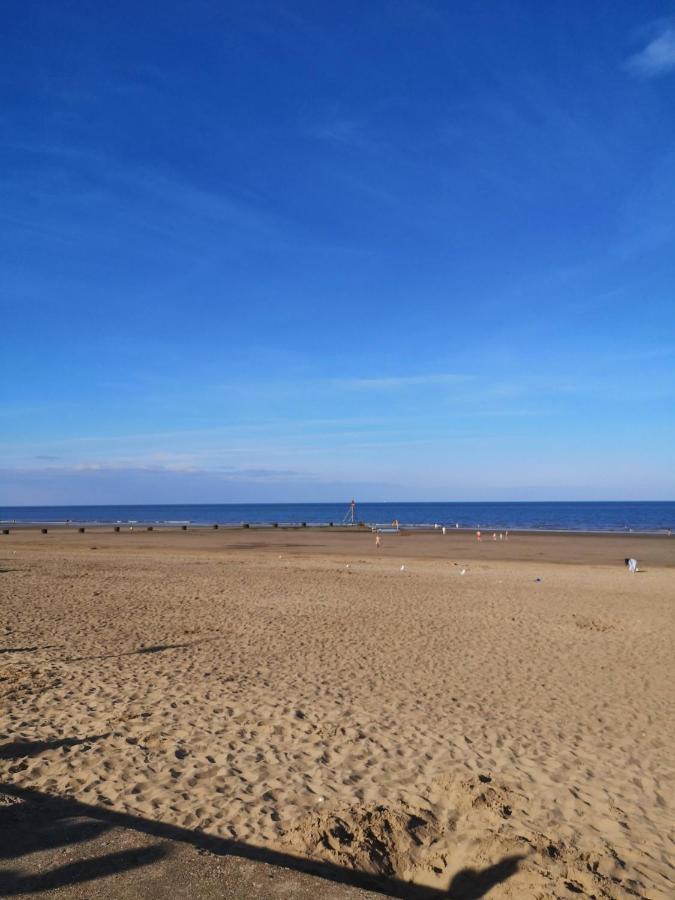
1 528 674 898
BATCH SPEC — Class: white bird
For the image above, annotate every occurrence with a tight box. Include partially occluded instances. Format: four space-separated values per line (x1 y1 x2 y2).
460 568 466 575
400 564 406 571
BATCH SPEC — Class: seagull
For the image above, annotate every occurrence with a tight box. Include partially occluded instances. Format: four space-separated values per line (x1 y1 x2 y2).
400 564 406 572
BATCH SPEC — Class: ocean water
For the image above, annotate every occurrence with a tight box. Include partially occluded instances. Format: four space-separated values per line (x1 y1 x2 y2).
1 502 674 532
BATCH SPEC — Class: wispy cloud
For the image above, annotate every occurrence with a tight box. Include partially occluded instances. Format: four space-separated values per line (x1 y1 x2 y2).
306 118 367 147
0 142 279 242
301 108 388 153
335 373 470 390
625 26 675 78
0 141 363 261
0 464 401 505
0 462 325 487
63 462 307 481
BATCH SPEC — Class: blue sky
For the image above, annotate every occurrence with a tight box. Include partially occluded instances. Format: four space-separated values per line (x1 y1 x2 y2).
2 1 674 504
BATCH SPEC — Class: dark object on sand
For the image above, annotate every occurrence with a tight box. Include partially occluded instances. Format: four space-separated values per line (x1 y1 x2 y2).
147 526 153 531
78 527 85 533
114 526 120 532
181 525 187 531
213 524 219 529
41 528 48 534
2 529 8 535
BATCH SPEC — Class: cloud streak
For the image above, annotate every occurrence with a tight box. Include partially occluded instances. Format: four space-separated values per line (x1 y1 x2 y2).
625 27 675 78
335 373 470 390
0 464 400 505
27 463 310 481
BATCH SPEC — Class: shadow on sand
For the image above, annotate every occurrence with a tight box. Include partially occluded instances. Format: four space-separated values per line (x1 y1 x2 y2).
0 794 166 896
0 777 525 899
0 735 110 761
0 645 58 655
65 639 215 663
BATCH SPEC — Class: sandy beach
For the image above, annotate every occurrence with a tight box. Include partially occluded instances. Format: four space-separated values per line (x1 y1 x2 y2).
1 528 673 898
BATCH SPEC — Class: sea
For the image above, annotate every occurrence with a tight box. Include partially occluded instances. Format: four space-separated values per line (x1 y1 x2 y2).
1 502 674 532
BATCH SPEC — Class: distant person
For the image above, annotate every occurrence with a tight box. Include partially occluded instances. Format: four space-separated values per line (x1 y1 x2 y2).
442 526 446 535
492 532 497 541
476 531 481 541
625 557 638 573
375 534 381 548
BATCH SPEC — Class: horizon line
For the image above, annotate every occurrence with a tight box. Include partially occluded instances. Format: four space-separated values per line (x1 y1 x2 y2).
3 499 674 508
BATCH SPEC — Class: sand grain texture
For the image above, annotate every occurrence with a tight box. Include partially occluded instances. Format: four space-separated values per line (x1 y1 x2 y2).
1 530 673 897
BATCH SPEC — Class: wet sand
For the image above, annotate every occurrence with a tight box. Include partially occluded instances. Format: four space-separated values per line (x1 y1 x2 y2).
1 529 673 897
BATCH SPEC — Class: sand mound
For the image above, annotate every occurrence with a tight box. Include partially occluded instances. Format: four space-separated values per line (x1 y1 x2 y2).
288 775 650 897
291 800 449 882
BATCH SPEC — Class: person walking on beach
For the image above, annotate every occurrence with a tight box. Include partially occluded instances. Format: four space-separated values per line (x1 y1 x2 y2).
375 534 381 548
476 531 481 541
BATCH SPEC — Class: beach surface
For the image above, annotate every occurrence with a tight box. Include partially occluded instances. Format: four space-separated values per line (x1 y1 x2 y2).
1 528 673 898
